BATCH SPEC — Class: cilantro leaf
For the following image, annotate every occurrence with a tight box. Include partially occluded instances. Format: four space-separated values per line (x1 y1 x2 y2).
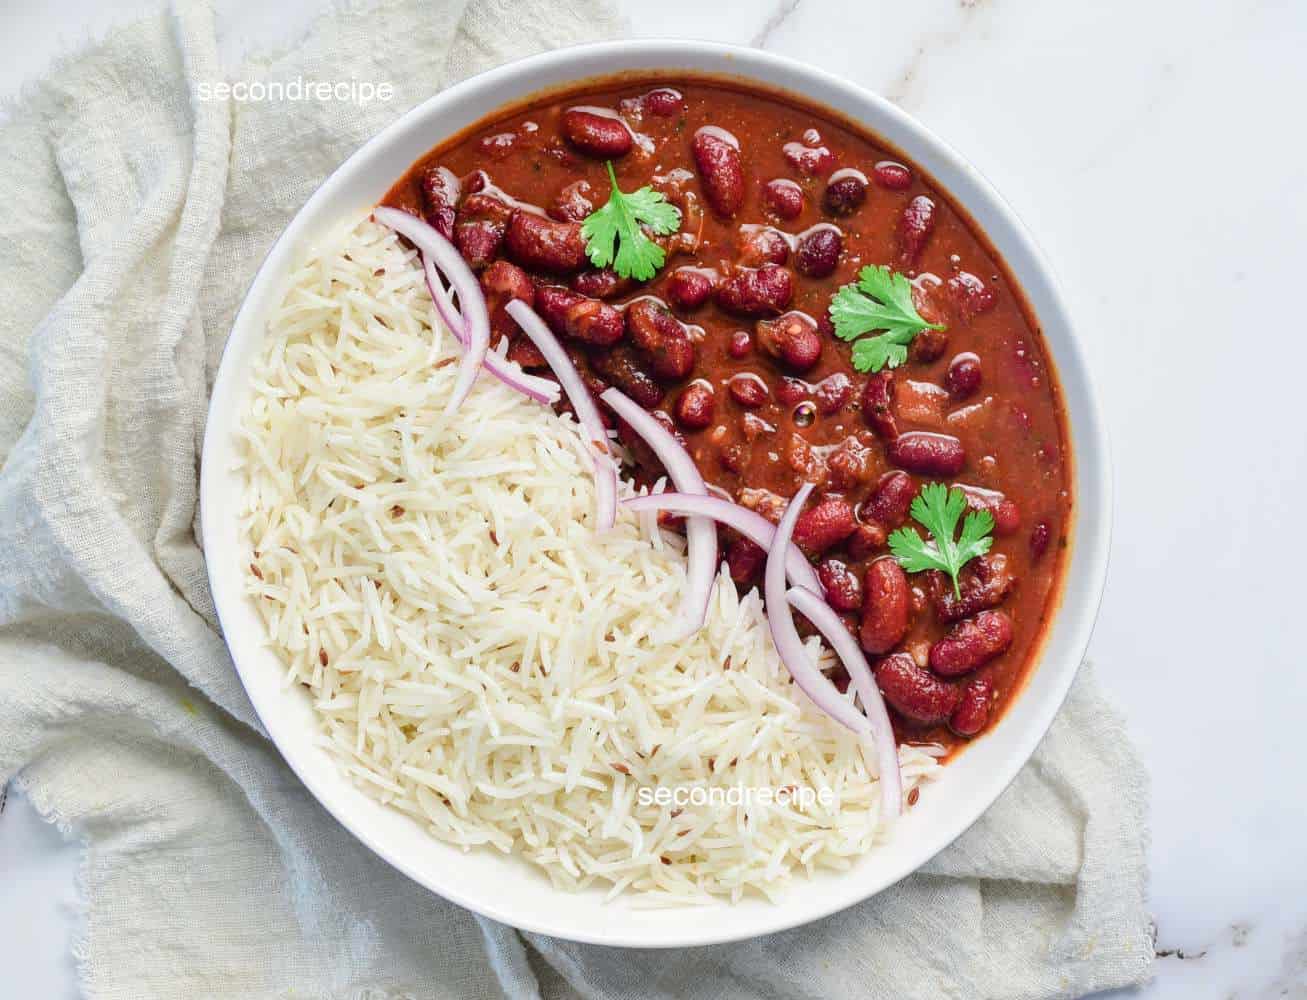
828 264 945 373
887 483 994 598
580 162 682 281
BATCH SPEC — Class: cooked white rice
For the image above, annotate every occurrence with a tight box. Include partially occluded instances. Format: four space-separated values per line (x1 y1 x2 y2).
236 216 940 903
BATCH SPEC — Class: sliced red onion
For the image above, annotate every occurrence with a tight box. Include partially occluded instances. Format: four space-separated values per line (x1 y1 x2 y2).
786 585 902 820
420 254 470 343
600 388 716 641
373 206 488 413
421 257 558 405
766 483 873 736
374 206 554 402
506 300 616 531
622 492 821 595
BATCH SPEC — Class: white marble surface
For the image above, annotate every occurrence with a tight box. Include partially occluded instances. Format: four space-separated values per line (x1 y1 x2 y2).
3 0 1306 996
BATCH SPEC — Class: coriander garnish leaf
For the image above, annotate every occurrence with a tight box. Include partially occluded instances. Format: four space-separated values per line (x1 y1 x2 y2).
581 162 682 282
829 264 945 373
887 483 994 599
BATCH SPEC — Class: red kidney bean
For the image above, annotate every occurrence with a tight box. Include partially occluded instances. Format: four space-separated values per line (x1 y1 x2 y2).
860 370 899 439
507 337 547 369
818 558 863 612
782 141 835 177
872 160 913 190
691 126 745 218
762 178 804 220
626 299 696 380
480 261 535 341
909 327 950 364
822 168 869 216
728 373 769 408
535 286 625 346
954 485 1019 536
931 554 1017 623
736 226 790 268
667 268 715 311
726 537 766 584
775 377 811 407
795 225 843 278
792 496 858 557
550 180 594 223
534 285 583 336
419 166 460 239
946 353 983 399
863 470 917 529
993 500 1020 536
477 131 519 159
949 676 994 737
674 382 715 429
561 107 633 158
571 268 632 299
874 653 962 725
814 372 854 415
453 193 513 270
453 220 505 271
887 431 965 476
593 346 664 408
727 330 753 359
897 195 937 268
1030 521 1051 561
716 264 794 317
755 310 822 372
947 271 998 319
616 413 670 476
778 323 822 372
929 611 1014 677
860 557 910 654
847 521 888 559
719 443 748 474
505 210 587 274
640 87 685 117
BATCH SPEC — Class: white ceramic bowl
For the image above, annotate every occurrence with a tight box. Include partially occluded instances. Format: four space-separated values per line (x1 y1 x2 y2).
201 40 1112 948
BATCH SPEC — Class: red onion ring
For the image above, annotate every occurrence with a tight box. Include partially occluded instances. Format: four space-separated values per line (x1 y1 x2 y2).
600 388 716 641
786 585 903 820
766 483 875 736
420 255 473 346
373 205 556 407
372 207 488 413
506 300 616 531
622 492 821 595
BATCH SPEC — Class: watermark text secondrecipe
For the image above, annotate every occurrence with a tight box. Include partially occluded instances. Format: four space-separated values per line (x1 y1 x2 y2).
637 784 835 811
198 77 394 108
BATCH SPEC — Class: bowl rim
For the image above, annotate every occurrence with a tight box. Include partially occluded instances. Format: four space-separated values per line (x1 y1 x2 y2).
201 37 1113 948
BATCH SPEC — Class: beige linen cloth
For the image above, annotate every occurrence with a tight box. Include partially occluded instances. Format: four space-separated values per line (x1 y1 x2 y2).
0 1 1153 996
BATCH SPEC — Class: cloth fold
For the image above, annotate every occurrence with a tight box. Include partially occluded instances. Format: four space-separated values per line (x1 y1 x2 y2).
0 2 1152 997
